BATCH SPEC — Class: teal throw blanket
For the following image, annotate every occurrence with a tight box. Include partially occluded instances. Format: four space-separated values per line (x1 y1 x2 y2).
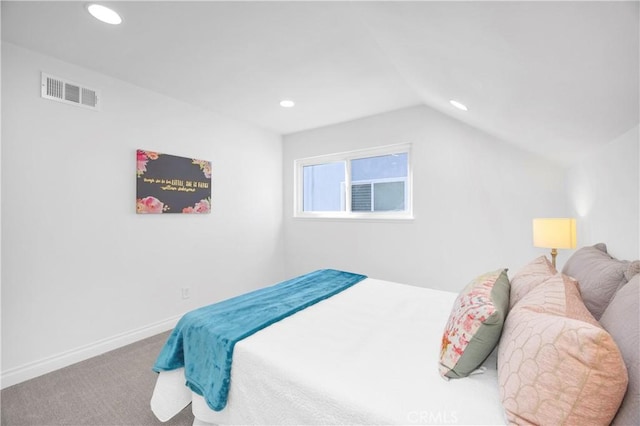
153 269 367 411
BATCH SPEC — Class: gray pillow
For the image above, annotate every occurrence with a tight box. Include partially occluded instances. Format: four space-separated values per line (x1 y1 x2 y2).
625 260 640 281
562 244 631 320
599 274 639 426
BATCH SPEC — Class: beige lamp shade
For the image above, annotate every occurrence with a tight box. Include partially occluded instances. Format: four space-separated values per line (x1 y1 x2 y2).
533 218 577 249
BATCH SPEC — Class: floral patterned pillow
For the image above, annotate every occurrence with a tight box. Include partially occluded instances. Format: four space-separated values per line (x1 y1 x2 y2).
439 269 510 379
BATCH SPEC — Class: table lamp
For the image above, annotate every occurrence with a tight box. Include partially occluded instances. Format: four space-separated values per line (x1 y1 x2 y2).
533 218 577 268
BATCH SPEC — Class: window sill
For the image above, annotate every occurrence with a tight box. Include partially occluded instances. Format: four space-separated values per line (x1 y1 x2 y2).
293 213 415 223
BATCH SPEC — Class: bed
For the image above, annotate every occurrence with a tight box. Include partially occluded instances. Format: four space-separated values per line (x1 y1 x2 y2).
151 244 639 425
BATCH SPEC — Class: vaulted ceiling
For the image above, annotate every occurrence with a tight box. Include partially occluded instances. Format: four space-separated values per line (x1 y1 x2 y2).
2 1 638 166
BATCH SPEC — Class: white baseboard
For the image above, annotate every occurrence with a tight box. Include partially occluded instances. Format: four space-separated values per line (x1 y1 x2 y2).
1 314 182 389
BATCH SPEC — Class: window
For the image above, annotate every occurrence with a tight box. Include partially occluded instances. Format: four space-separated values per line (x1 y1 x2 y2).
294 144 412 219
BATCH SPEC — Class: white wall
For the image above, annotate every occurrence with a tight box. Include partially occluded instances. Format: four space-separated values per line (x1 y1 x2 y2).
1 43 285 386
283 105 568 291
566 125 640 260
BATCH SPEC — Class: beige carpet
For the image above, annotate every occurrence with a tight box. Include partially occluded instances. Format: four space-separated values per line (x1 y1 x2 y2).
1 331 194 426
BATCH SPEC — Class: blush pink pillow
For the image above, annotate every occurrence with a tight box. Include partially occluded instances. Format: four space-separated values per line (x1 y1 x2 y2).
508 256 556 309
498 274 628 425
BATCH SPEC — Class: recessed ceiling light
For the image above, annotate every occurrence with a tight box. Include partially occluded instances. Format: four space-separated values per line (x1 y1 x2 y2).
87 4 122 25
449 100 468 111
280 100 295 108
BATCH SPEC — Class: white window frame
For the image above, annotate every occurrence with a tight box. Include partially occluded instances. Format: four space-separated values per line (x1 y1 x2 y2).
294 143 413 220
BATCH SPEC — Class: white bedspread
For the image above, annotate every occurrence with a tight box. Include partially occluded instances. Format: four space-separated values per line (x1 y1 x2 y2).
152 278 507 425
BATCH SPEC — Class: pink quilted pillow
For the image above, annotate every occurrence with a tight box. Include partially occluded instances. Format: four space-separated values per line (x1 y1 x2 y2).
498 274 628 425
509 256 556 309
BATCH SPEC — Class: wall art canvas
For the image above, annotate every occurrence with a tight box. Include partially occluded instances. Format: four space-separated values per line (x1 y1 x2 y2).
136 149 211 214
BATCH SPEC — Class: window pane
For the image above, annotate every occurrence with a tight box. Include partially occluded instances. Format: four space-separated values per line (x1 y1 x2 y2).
351 153 408 212
374 181 405 211
351 153 407 181
302 162 345 212
351 183 372 211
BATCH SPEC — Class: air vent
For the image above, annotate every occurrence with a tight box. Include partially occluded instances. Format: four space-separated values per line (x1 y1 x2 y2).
41 73 100 110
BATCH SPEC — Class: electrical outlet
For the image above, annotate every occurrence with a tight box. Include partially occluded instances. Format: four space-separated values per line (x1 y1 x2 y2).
181 287 190 299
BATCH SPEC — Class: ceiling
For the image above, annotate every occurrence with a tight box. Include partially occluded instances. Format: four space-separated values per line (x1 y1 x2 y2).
2 1 639 166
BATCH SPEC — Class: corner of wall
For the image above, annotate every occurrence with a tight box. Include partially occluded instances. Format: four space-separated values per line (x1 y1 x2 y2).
565 125 640 259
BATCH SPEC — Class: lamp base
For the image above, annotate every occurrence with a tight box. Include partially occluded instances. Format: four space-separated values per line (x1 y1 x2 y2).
550 248 558 269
